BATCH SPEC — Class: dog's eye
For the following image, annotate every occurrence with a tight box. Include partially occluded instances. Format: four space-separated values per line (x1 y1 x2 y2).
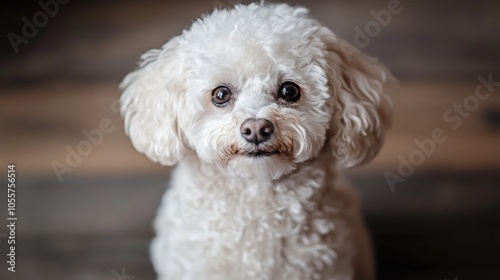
278 82 300 102
212 86 232 107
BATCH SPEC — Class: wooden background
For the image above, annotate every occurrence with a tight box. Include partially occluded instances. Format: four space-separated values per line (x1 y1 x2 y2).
0 0 499 279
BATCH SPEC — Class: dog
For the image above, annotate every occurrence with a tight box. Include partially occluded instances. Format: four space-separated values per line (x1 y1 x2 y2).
120 3 392 280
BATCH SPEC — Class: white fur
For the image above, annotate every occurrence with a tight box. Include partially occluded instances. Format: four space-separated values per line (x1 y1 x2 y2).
120 3 391 280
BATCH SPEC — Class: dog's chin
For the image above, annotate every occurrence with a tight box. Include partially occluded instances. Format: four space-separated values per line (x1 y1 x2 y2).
226 154 296 180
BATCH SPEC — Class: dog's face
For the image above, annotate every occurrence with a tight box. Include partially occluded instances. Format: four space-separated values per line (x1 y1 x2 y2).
120 4 391 179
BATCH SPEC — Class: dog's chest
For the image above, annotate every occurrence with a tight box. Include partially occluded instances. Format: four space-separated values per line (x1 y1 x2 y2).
155 164 349 279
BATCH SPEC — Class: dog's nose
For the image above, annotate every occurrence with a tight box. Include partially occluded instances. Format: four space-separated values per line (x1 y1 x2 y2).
240 118 274 144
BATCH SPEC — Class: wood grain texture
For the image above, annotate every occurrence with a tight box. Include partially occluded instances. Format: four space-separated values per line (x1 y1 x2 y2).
1 80 499 177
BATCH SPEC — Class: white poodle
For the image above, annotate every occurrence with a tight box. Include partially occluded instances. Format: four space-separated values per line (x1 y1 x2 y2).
120 3 391 280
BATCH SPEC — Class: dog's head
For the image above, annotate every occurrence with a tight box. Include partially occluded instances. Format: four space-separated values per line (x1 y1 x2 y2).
120 3 392 179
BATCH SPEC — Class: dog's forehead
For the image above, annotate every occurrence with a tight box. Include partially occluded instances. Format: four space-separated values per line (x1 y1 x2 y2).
180 5 325 88
182 4 321 64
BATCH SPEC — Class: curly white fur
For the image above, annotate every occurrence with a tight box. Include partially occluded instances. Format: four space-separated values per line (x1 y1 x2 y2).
120 3 391 280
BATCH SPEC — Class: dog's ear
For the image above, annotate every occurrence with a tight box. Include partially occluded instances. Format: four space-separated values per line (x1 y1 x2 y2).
318 27 392 168
120 36 189 165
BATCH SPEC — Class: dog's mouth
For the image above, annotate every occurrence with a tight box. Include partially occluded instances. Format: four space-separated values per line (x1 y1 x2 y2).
245 150 280 158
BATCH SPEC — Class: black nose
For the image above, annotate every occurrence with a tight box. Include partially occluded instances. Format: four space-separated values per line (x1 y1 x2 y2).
240 118 274 144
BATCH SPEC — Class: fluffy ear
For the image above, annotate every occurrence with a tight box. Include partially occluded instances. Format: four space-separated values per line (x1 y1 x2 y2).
120 36 189 165
318 27 393 168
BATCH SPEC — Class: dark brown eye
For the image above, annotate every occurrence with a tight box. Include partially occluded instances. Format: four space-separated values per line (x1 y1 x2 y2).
278 82 300 102
211 86 232 107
